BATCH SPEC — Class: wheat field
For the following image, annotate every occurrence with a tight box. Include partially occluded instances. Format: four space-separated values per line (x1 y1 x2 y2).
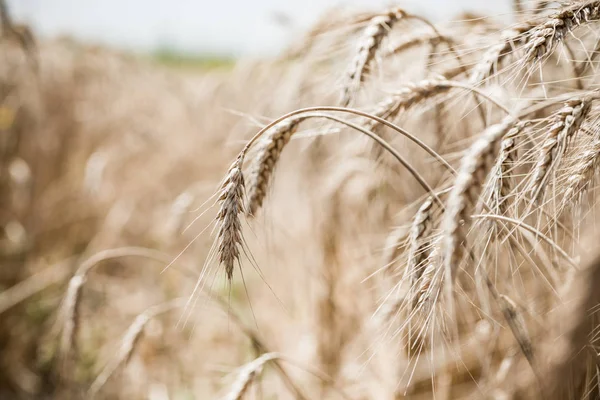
3 1 600 399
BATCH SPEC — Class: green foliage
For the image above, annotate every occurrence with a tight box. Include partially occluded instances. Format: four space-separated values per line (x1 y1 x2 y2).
151 48 235 71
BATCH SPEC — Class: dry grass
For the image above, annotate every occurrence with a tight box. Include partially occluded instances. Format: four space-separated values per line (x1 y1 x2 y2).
5 1 600 399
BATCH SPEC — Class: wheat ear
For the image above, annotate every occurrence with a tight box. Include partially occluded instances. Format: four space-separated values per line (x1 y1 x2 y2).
469 22 532 84
88 299 186 397
246 118 303 217
380 197 435 321
340 7 406 106
413 244 441 310
524 1 600 64
365 78 454 132
492 121 529 214
383 31 454 58
56 248 193 364
562 136 600 207
441 117 516 288
216 156 245 281
406 197 435 288
530 94 596 201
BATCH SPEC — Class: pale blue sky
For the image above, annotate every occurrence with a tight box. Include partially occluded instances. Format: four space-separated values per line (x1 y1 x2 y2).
7 0 511 56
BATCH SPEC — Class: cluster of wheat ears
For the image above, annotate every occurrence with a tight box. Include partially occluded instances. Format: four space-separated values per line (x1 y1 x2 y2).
8 0 600 399
202 1 600 397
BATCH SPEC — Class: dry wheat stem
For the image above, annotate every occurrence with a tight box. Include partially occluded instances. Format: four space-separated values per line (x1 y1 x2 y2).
222 109 444 284
0 257 74 315
530 94 596 201
239 106 455 173
340 7 407 106
303 113 445 208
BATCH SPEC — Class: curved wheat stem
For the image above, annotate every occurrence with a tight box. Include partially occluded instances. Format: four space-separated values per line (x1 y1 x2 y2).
472 214 576 266
240 107 458 213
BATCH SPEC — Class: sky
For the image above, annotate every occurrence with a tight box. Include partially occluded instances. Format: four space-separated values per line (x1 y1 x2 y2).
7 0 512 56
